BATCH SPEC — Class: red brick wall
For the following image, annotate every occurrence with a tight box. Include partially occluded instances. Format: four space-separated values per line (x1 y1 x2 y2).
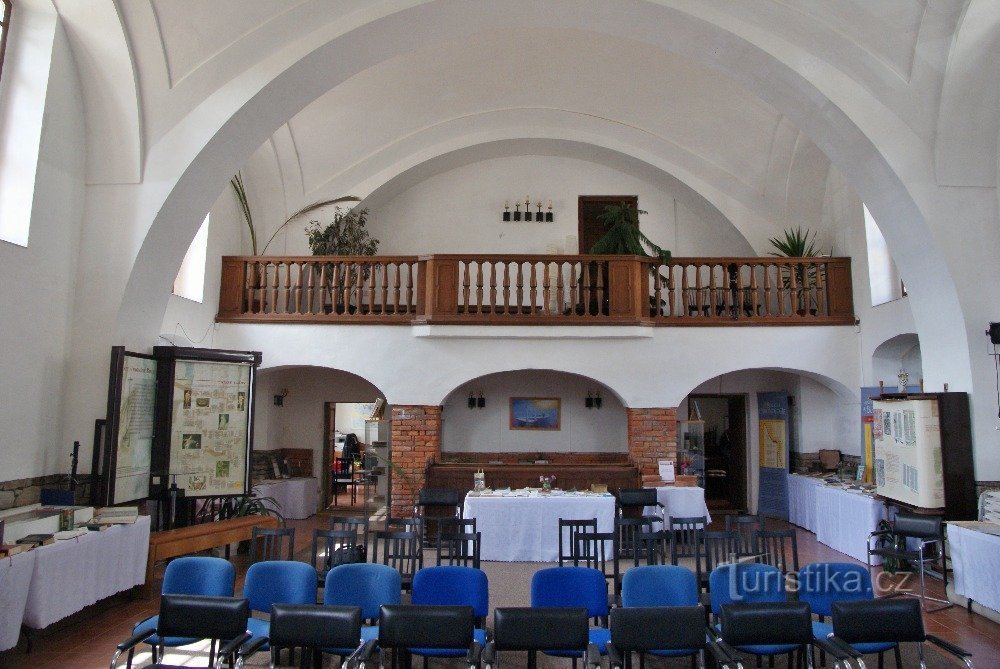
626 407 678 476
389 405 441 518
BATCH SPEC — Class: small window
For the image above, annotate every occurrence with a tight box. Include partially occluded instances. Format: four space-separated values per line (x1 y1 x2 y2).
864 204 904 306
0 1 11 83
173 215 209 302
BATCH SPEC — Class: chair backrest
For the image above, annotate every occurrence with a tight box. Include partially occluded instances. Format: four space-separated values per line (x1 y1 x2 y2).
719 601 813 647
412 565 489 619
620 565 698 607
703 530 739 576
372 529 423 588
667 516 706 585
558 518 598 565
492 607 589 652
269 603 362 650
330 515 369 547
313 528 365 576
243 560 317 614
637 529 667 565
156 594 249 642
756 528 799 574
530 566 609 619
161 556 236 597
610 605 706 652
616 488 658 509
708 563 785 616
379 604 475 649
417 487 462 508
615 517 655 565
832 598 926 644
574 530 616 587
436 530 481 568
323 562 402 621
797 562 873 617
250 525 295 563
892 512 944 540
725 513 763 556
437 516 477 538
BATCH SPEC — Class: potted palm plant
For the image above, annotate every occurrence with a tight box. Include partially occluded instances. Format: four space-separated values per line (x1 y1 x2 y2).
767 227 825 315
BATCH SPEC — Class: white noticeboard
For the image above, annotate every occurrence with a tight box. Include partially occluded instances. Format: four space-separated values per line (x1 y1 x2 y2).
872 398 945 509
169 360 252 496
113 355 156 503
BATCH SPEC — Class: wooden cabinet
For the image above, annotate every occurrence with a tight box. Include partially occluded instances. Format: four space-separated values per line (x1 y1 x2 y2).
364 420 390 505
677 420 706 487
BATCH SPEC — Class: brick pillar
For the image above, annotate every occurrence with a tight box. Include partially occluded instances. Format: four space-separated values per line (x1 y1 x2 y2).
389 405 441 518
626 407 678 478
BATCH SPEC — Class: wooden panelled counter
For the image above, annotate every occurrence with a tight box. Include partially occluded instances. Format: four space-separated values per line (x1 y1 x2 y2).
425 461 640 496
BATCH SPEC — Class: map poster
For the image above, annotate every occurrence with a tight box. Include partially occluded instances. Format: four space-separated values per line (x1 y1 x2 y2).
104 348 157 505
169 360 252 496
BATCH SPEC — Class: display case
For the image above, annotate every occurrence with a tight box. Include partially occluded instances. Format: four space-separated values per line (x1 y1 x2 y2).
677 420 706 487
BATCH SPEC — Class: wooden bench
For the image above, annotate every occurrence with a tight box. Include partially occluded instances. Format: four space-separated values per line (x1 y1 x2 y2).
143 515 280 597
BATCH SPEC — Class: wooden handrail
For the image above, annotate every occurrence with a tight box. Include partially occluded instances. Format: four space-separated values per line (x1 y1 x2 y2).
218 255 854 326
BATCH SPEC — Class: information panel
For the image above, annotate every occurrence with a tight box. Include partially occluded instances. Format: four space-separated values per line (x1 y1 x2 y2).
168 360 252 496
872 398 945 509
114 355 156 503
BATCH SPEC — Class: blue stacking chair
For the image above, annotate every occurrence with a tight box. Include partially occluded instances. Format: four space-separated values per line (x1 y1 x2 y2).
322 562 401 659
798 562 900 667
242 560 318 646
410 566 489 659
130 556 235 668
531 566 610 658
620 565 703 663
709 563 797 665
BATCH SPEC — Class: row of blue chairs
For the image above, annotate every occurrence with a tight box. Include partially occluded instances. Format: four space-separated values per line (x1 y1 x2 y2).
119 556 975 669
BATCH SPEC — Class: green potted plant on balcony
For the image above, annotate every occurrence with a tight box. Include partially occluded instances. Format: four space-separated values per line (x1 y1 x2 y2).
305 206 380 314
767 226 825 315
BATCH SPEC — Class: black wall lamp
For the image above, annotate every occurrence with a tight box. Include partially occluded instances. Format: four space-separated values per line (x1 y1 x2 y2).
468 391 486 409
274 388 289 406
585 391 602 409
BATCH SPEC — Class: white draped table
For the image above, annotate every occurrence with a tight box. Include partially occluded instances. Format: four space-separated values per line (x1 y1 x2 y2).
651 486 712 524
22 515 150 629
947 522 1000 614
253 477 319 520
813 485 885 563
787 474 825 532
0 550 36 650
463 492 616 562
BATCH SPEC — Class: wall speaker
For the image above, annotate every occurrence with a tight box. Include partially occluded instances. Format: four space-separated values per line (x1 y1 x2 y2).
989 322 1000 345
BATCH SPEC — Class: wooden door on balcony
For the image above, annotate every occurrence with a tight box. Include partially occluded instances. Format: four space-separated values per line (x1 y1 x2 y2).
577 195 637 253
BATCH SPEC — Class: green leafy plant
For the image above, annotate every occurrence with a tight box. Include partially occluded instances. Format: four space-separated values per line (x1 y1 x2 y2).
767 226 826 311
589 202 671 264
231 493 284 524
230 171 361 255
305 207 379 256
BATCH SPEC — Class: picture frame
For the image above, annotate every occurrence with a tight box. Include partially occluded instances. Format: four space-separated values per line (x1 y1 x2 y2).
509 397 561 430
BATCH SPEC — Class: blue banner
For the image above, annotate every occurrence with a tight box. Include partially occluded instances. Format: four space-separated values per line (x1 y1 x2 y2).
757 391 789 520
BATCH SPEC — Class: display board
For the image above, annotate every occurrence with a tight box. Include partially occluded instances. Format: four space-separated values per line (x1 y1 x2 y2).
169 360 252 495
103 348 157 505
757 391 789 520
872 398 945 510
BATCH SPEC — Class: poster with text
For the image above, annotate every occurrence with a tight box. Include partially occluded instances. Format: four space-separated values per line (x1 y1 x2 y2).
169 360 251 496
113 355 156 503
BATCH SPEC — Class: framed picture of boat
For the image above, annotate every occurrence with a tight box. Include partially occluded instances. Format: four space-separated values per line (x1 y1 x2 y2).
509 397 561 430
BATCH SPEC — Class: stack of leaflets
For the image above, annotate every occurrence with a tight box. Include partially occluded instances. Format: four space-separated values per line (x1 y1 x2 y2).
92 506 139 524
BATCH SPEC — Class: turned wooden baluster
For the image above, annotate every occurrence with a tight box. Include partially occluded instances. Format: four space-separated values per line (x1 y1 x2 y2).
529 262 538 316
556 262 565 316
462 261 472 314
815 260 827 315
488 262 497 314
502 262 512 315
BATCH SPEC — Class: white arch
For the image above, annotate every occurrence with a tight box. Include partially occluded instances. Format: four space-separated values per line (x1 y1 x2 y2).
115 0 970 389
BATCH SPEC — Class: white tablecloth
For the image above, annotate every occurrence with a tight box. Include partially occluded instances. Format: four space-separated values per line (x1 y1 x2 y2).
22 515 150 629
813 486 885 563
0 550 36 650
948 523 1000 614
650 486 712 525
463 493 616 562
253 477 318 520
788 474 825 532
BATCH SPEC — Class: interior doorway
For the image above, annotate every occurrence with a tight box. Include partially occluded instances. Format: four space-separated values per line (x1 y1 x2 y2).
688 394 748 511
578 195 637 253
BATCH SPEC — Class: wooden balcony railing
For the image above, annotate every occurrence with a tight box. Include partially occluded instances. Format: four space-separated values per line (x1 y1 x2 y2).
217 255 854 326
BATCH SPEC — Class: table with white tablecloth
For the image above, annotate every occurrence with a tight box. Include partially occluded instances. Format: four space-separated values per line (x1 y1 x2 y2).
253 477 319 520
813 485 885 563
22 515 150 629
652 486 712 524
0 550 36 650
787 474 825 532
947 522 1000 614
463 492 616 562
